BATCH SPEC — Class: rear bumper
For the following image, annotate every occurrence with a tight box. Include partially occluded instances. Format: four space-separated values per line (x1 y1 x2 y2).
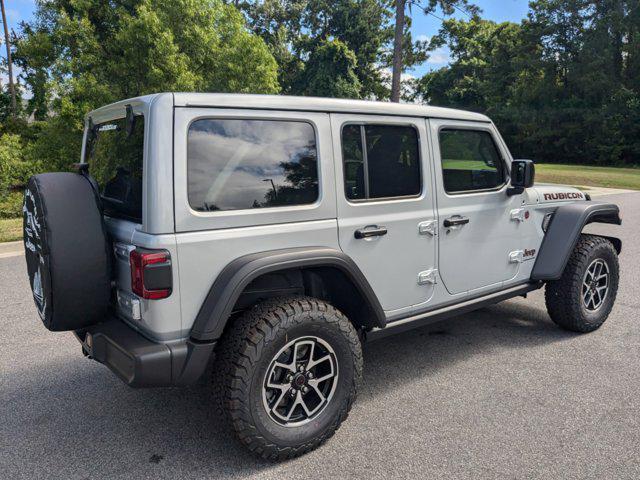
75 318 215 387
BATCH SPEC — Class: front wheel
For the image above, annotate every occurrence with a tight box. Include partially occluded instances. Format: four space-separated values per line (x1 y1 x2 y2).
545 234 619 332
212 296 362 460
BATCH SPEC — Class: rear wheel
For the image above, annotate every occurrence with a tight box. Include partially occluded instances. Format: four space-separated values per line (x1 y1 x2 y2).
545 234 619 332
212 296 362 460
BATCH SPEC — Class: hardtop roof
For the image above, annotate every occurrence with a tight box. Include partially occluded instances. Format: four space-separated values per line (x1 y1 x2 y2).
88 92 491 123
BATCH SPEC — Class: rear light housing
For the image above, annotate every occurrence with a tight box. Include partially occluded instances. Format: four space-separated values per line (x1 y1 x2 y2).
130 248 172 300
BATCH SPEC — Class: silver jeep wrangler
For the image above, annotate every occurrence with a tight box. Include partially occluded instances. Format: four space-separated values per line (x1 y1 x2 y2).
23 93 622 460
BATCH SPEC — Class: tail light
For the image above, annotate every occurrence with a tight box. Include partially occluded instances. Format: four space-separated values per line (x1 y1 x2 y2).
130 248 172 300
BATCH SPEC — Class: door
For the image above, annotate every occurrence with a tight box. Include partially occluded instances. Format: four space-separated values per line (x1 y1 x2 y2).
430 120 523 295
331 114 437 315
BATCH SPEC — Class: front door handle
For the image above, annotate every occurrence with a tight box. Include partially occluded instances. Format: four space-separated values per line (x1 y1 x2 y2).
443 216 470 228
354 226 388 239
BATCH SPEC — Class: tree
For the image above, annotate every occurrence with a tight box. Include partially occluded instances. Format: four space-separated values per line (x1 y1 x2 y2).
0 0 16 116
14 0 280 171
295 39 361 98
390 0 406 102
390 0 479 102
415 1 640 165
240 0 430 99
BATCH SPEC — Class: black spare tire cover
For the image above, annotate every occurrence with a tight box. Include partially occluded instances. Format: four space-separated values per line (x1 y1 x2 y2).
23 172 111 331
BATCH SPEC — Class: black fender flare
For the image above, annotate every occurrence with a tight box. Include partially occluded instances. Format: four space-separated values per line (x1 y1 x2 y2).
189 247 386 341
531 202 622 281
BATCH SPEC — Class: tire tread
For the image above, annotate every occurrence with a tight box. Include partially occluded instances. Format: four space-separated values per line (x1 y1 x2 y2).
545 234 619 332
211 296 362 461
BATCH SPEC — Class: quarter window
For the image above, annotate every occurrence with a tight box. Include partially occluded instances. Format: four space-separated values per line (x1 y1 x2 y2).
187 119 319 211
342 124 421 200
439 129 506 193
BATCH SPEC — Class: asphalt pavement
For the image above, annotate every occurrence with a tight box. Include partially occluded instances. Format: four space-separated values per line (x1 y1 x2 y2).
2 192 639 480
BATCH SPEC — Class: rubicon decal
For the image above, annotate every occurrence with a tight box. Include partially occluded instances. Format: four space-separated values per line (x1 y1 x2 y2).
543 192 584 201
523 248 536 259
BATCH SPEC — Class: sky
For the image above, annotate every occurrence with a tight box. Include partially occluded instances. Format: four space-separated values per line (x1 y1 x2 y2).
1 0 531 83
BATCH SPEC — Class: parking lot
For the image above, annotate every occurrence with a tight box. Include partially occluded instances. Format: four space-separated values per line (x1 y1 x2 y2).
2 192 639 480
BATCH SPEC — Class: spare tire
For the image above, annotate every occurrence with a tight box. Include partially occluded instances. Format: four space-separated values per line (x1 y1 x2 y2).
23 172 112 331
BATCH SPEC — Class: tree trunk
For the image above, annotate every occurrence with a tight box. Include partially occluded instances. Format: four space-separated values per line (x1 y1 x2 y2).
391 0 405 103
0 0 16 117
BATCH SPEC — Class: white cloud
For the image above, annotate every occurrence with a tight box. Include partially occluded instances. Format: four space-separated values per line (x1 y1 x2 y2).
428 47 451 65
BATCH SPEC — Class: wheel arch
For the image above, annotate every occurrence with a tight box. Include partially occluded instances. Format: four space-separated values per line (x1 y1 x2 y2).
531 202 622 281
189 247 386 342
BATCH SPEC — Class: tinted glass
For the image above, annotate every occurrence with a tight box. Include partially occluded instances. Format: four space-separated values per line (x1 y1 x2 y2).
342 124 421 200
188 119 319 211
439 129 505 193
341 125 365 199
86 115 144 222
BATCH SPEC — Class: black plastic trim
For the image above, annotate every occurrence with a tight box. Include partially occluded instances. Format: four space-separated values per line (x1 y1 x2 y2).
189 247 386 341
370 282 542 341
75 318 215 387
531 202 622 281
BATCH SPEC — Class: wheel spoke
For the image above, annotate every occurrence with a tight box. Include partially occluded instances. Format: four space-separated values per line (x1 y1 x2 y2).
274 361 295 373
304 341 316 370
582 259 610 311
586 292 594 309
285 392 302 421
270 389 288 415
312 371 335 384
585 267 594 282
307 353 332 370
593 289 602 307
267 377 289 390
298 391 321 417
262 335 339 427
308 381 327 405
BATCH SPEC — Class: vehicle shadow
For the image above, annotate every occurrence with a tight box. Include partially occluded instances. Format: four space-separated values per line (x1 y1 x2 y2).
2 298 574 479
360 299 574 401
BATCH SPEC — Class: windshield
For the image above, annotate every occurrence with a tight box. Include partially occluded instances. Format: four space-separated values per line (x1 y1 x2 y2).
85 115 145 222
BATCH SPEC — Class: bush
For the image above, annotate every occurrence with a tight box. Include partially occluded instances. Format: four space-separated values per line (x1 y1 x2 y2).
0 191 23 219
0 133 39 219
0 133 40 192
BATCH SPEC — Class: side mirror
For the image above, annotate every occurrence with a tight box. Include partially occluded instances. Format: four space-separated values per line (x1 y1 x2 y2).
507 159 535 195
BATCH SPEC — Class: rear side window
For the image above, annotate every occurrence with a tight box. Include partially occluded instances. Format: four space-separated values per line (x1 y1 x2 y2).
86 115 145 223
187 119 319 211
439 129 505 193
342 124 421 200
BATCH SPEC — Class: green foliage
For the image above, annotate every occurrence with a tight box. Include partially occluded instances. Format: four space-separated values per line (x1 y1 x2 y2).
0 192 24 220
0 134 39 194
240 0 428 99
296 39 361 98
0 134 40 219
416 1 640 166
10 0 279 181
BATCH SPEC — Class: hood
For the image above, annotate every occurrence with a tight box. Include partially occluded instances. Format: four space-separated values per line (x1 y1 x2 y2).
529 184 587 204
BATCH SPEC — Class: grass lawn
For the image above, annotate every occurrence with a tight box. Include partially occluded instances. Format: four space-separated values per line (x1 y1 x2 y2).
535 164 640 190
0 218 22 243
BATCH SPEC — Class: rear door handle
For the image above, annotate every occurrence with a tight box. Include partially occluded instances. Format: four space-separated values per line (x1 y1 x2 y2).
443 216 470 228
354 226 388 239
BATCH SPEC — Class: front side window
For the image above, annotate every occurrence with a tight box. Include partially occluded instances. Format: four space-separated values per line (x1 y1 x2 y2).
439 129 506 193
86 115 145 222
342 124 421 200
187 119 319 211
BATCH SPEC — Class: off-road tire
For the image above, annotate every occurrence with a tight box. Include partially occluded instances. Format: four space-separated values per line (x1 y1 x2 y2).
211 296 363 461
545 234 619 333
